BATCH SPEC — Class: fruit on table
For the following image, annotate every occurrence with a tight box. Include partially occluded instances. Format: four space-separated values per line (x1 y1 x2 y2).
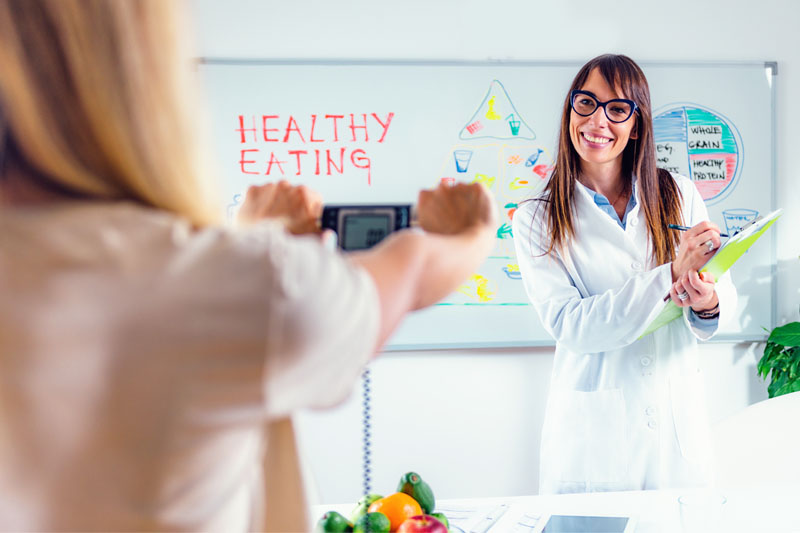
368 492 423 531
397 472 435 514
353 511 391 533
350 493 383 523
317 510 353 532
429 512 449 530
396 515 448 533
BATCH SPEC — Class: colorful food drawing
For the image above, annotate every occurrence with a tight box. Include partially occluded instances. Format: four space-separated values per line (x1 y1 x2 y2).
485 96 502 120
472 173 496 188
496 222 513 240
453 149 473 173
460 80 535 141
525 148 544 167
457 274 497 303
509 177 530 190
502 264 522 280
653 104 742 205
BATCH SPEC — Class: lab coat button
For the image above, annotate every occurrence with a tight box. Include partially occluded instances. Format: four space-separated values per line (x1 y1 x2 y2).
631 261 642 270
647 419 657 429
645 406 656 416
630 217 638 227
640 356 652 366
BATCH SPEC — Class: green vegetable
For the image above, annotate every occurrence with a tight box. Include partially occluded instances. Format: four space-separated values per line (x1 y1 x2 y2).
430 512 450 530
353 512 391 533
317 510 353 532
350 493 383 523
397 471 435 514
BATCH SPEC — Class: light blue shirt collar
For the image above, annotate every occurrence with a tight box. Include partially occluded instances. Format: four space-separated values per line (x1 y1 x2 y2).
580 176 638 230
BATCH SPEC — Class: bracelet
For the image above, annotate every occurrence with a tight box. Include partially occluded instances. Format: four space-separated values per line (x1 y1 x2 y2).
693 302 720 320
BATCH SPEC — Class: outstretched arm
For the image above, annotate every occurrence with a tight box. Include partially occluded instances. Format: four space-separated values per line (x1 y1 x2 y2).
238 179 497 354
348 182 497 350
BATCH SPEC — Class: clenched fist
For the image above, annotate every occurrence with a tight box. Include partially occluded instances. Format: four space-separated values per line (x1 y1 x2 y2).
236 180 322 235
417 182 497 236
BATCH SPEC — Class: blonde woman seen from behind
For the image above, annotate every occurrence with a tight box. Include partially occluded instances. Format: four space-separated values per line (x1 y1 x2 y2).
0 1 496 531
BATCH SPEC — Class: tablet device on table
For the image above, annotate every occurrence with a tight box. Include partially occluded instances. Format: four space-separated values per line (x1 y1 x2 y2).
535 514 636 533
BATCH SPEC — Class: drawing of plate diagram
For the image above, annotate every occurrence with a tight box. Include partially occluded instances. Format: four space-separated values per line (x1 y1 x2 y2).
437 80 552 306
653 103 742 205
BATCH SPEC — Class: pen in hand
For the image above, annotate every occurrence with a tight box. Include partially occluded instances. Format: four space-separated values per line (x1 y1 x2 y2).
663 223 726 302
667 224 729 238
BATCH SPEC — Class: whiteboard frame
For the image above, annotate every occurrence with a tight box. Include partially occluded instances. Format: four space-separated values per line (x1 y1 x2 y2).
197 58 778 349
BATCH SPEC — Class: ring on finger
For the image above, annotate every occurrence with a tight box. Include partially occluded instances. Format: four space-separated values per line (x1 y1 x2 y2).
678 291 689 301
705 239 714 252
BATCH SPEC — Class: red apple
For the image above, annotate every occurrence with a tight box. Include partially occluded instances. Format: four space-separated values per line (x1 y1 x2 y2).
396 514 448 533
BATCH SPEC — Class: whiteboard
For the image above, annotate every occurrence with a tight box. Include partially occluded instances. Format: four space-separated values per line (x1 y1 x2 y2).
198 60 777 349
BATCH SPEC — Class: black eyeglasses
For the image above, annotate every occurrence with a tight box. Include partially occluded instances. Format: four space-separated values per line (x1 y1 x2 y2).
570 90 638 123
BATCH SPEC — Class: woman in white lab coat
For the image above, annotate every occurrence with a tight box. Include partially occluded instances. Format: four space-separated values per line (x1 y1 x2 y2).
512 54 737 494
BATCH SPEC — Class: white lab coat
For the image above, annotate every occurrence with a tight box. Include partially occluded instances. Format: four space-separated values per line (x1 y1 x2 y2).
512 173 737 494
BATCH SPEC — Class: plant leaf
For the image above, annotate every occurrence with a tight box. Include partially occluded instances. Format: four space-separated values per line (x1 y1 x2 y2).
768 373 788 399
757 342 776 379
768 322 800 348
759 342 781 378
757 355 768 380
766 341 782 362
774 379 800 398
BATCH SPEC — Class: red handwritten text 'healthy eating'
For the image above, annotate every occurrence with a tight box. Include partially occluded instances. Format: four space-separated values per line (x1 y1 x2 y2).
236 113 395 185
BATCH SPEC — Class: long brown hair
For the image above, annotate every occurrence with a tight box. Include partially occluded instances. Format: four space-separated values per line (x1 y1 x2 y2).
0 0 221 226
540 54 682 265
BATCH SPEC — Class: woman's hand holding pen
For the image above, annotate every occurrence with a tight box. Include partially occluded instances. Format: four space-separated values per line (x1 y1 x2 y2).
668 221 721 312
670 220 721 282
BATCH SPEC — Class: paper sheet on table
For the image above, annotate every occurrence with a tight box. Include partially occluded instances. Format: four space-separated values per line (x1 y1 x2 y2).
436 503 542 533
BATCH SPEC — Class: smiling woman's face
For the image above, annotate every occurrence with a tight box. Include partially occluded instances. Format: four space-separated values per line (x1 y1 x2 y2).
569 68 638 176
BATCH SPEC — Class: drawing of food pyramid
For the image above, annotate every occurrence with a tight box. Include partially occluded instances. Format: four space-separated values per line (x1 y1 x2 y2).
439 80 550 306
459 80 536 140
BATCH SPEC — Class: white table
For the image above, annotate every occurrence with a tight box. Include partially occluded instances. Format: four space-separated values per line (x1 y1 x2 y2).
313 483 800 532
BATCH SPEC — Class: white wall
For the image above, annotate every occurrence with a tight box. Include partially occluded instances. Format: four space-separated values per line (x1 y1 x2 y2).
190 0 800 504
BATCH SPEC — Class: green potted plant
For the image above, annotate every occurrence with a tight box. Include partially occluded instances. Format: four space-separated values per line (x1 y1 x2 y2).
757 321 800 398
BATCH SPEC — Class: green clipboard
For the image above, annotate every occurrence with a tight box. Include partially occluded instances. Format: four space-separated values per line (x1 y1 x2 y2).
640 208 782 337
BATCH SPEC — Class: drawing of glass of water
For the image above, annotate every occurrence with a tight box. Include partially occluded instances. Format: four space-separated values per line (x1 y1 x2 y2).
722 208 758 235
453 150 473 173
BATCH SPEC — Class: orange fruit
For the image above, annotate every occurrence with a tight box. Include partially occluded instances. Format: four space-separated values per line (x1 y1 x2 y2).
367 492 422 531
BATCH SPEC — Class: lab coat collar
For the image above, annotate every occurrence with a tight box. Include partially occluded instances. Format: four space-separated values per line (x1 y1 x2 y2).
573 175 648 263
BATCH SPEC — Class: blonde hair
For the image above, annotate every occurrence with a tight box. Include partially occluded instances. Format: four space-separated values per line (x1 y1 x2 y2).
0 0 221 226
